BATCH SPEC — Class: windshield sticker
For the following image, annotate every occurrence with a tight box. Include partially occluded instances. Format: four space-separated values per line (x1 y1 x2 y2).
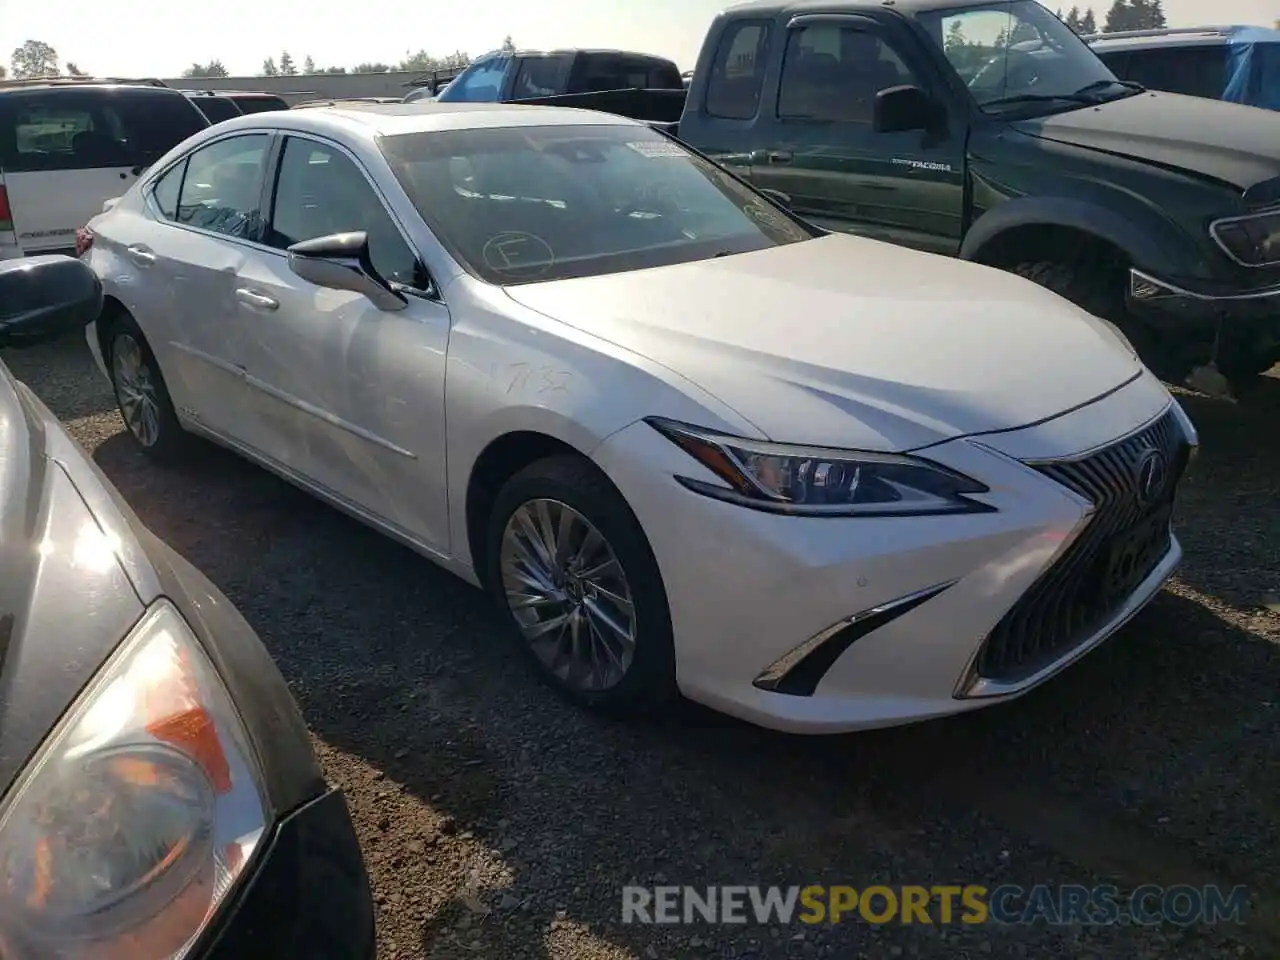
482 231 555 279
626 140 687 159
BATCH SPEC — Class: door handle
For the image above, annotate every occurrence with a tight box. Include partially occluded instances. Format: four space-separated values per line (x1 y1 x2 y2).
126 244 155 266
235 288 279 311
766 150 793 164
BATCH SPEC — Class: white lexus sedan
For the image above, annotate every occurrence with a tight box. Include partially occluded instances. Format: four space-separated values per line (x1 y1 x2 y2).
82 102 1197 734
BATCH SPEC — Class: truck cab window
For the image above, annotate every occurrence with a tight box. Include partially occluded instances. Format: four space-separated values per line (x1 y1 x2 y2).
706 21 772 120
778 25 917 124
437 56 511 102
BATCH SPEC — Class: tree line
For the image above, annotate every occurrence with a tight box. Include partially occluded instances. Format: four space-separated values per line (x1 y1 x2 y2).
186 37 517 80
1054 0 1168 35
4 36 517 82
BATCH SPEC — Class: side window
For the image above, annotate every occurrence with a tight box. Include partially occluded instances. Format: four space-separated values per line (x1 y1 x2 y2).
438 57 510 102
150 158 187 220
575 55 628 91
706 21 772 120
1 95 113 173
778 25 920 123
267 137 424 289
512 56 569 98
175 134 270 240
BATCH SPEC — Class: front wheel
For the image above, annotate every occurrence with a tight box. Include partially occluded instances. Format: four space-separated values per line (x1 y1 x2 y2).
107 314 190 462
485 456 676 715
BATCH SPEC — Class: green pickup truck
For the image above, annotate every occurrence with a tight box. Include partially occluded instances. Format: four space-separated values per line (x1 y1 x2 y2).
549 0 1280 394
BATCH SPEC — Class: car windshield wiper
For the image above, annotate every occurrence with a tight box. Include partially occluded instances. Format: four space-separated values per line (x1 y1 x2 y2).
981 92 1096 108
1073 78 1147 97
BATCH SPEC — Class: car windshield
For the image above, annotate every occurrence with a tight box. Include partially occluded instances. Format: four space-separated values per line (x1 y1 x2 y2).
378 123 815 285
919 0 1134 114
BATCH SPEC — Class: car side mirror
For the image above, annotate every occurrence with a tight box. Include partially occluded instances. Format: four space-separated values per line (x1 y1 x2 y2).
874 84 944 134
286 231 407 312
0 255 103 349
758 187 792 209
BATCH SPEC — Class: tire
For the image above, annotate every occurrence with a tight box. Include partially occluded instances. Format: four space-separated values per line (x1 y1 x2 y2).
1011 259 1182 381
484 455 677 715
105 311 191 463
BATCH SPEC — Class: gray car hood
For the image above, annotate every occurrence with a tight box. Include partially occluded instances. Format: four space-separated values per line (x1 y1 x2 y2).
0 366 146 795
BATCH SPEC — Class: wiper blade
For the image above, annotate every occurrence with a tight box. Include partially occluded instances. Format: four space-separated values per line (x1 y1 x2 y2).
981 92 1094 108
1073 78 1146 97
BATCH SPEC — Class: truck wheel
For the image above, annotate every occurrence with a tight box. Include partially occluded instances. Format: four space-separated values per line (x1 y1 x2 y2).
1011 260 1178 379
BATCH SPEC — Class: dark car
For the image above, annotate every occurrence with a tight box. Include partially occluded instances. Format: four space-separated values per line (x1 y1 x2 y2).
0 255 374 957
181 90 245 123
419 47 685 103
1086 25 1280 112
557 0 1280 395
221 91 290 114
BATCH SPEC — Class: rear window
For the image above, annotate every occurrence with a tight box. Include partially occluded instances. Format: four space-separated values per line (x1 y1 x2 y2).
0 89 209 173
189 96 241 123
228 95 288 114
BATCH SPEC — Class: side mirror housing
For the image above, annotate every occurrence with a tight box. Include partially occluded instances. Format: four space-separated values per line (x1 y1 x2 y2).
758 187 792 209
0 255 103 349
286 231 407 312
874 84 945 134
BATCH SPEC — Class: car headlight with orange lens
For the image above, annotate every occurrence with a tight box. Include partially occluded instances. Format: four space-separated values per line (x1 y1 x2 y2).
0 600 268 960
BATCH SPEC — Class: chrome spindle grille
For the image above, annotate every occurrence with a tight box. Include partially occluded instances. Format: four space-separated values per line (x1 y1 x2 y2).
975 407 1190 683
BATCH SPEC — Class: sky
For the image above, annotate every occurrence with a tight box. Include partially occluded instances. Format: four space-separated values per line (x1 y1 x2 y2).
0 0 1274 77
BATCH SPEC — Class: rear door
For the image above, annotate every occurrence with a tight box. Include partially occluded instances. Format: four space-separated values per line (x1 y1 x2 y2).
132 131 274 439
510 55 571 98
0 88 208 255
677 18 777 179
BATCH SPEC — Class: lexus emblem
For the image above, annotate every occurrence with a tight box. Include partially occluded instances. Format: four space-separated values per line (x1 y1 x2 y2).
1135 447 1168 505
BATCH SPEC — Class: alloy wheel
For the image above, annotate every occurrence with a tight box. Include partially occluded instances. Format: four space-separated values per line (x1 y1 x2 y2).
498 498 637 692
112 334 162 448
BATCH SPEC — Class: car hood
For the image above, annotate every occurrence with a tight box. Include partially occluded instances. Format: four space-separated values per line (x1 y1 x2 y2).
0 366 146 795
503 234 1142 451
1013 91 1280 195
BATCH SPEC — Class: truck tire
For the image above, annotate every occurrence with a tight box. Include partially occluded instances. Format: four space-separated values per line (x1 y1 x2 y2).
1011 259 1176 380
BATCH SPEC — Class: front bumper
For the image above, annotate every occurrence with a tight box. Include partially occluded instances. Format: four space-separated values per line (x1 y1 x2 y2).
197 788 375 960
1128 267 1280 367
593 371 1194 734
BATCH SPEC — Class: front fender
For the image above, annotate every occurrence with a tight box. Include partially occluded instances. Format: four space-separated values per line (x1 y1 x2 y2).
440 283 759 571
960 194 1189 276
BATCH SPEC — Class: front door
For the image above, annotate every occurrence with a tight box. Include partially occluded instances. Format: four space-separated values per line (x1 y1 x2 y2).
234 134 451 552
749 16 966 256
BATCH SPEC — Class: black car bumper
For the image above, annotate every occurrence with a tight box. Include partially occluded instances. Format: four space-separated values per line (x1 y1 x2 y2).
197 788 375 960
1127 267 1280 371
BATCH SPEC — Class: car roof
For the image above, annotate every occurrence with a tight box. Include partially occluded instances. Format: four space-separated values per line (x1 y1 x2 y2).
0 82 184 99
208 101 646 139
1085 25 1277 51
725 0 997 17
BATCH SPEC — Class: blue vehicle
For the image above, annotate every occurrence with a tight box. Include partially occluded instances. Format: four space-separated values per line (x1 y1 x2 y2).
1086 25 1280 112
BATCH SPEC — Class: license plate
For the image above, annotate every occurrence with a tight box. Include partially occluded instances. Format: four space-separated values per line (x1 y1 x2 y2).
1099 504 1173 602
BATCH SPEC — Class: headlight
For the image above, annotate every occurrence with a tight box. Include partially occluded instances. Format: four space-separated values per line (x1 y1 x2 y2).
646 418 993 517
1210 211 1280 266
0 601 268 959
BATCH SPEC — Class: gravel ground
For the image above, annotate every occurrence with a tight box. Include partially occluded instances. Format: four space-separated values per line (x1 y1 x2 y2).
4 334 1277 960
